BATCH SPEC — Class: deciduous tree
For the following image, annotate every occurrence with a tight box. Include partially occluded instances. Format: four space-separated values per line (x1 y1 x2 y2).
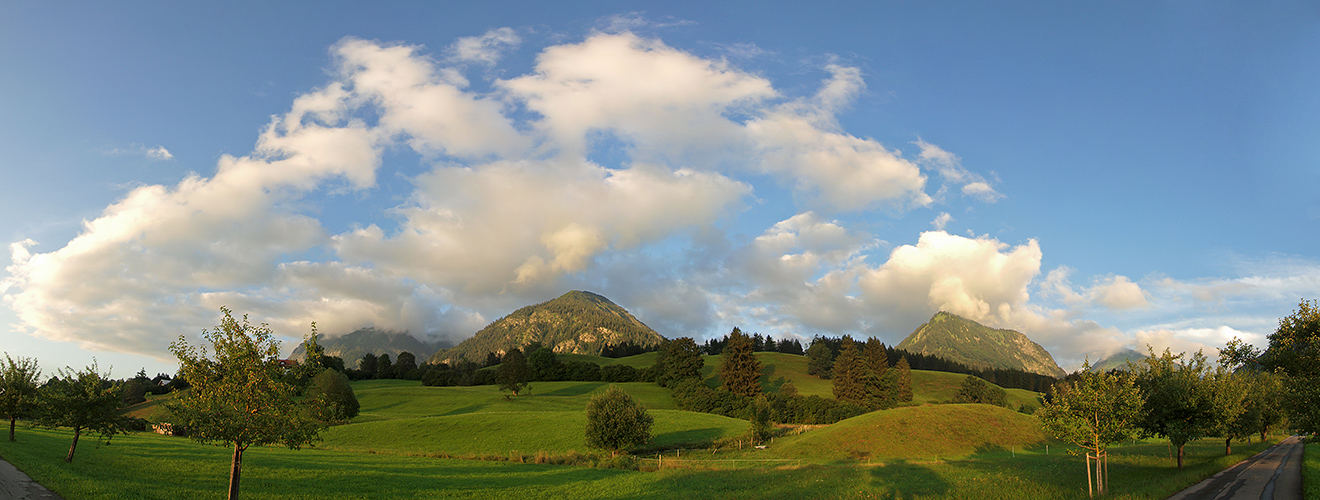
656 337 703 387
1038 363 1143 497
497 348 530 396
35 363 127 463
166 307 326 500
1263 299 1320 434
585 385 653 455
1135 348 1215 469
306 369 359 424
0 354 41 442
720 328 762 397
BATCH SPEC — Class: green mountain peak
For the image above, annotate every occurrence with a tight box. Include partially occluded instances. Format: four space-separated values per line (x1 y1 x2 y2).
896 311 1065 378
428 290 665 364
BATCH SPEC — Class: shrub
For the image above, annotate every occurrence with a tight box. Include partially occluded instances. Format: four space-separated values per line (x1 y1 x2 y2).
585 385 653 454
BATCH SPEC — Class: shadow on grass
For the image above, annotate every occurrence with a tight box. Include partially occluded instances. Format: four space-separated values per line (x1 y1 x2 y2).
868 460 951 499
540 383 602 397
649 427 724 448
440 403 488 416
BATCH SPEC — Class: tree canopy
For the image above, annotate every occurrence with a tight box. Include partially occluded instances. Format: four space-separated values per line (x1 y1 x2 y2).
1134 348 1216 469
0 354 41 442
584 385 653 455
497 348 531 396
35 363 126 463
656 337 703 387
719 328 762 397
306 369 359 424
166 307 326 500
1038 363 1143 497
1263 299 1320 434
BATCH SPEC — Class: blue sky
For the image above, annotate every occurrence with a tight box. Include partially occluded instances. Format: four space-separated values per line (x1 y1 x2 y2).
2 2 1317 378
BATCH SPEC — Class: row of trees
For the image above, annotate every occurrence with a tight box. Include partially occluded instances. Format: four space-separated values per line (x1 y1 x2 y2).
701 332 805 356
1037 299 1316 499
805 335 1056 392
825 336 913 410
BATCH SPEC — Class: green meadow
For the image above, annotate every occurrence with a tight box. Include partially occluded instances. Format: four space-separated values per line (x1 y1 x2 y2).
0 352 1294 499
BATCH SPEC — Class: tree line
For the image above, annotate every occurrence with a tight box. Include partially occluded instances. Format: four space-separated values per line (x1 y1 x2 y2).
805 335 1057 392
1038 299 1319 497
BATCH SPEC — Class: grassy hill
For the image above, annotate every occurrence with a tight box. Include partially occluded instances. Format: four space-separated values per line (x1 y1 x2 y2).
319 380 748 457
897 312 1066 378
765 404 1051 462
432 291 665 364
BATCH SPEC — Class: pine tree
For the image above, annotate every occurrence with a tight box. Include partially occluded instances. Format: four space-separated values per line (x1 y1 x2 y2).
896 356 913 402
862 338 896 410
832 336 865 403
720 328 763 397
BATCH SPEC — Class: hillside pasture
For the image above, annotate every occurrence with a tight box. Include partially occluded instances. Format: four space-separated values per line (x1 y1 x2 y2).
0 423 1286 500
324 380 747 456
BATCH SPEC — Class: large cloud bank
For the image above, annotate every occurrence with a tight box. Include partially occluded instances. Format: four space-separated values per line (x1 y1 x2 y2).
4 29 1305 366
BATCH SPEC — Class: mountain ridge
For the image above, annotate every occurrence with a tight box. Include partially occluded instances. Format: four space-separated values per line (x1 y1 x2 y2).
895 311 1065 378
428 290 665 364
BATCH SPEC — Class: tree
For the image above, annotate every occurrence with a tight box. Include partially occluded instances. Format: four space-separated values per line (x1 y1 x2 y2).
527 347 563 381
358 353 378 375
166 307 326 500
395 351 417 377
862 338 896 410
377 354 393 379
585 385 653 455
1038 363 1143 498
1135 348 1216 469
497 348 530 396
1263 299 1320 434
953 375 1007 407
306 369 359 424
35 363 127 463
720 328 762 397
656 337 704 387
806 340 835 379
895 356 914 402
831 336 865 403
1 354 41 442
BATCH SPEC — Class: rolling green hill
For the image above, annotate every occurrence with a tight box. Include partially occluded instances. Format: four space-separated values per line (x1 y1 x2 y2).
765 403 1051 462
431 291 665 364
319 380 747 456
897 312 1066 378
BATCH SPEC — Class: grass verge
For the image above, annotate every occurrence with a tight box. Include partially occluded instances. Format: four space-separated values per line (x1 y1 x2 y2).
1306 437 1319 500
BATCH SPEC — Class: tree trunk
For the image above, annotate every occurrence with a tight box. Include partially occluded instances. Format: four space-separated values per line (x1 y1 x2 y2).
65 426 81 463
1225 438 1232 456
1086 453 1093 498
1261 429 1267 442
1176 444 1184 469
228 444 245 500
8 416 15 442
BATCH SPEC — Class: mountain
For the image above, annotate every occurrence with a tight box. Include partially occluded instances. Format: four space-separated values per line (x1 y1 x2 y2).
429 290 665 364
291 328 449 368
1087 348 1147 372
896 311 1066 378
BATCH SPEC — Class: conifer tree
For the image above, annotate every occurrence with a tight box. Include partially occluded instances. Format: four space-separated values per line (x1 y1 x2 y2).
895 356 913 402
862 338 896 410
831 336 865 403
720 328 762 396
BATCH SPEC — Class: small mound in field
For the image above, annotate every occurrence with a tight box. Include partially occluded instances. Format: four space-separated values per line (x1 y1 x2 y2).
771 403 1047 461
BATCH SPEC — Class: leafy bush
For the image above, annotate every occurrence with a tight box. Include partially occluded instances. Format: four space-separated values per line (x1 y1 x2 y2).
585 385 653 454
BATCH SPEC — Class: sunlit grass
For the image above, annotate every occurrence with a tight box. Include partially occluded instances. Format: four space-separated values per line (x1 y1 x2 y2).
1306 438 1319 500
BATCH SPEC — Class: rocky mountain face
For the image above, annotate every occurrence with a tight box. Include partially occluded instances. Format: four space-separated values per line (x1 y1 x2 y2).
896 311 1066 378
428 290 666 364
291 328 449 369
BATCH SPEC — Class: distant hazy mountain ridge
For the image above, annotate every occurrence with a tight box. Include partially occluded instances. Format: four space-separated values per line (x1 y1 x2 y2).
896 312 1066 378
1087 348 1147 372
291 328 449 367
428 290 666 364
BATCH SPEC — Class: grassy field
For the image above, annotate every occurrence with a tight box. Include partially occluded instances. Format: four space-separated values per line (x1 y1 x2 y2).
0 424 1285 499
764 404 1051 462
319 380 748 457
1307 438 1319 500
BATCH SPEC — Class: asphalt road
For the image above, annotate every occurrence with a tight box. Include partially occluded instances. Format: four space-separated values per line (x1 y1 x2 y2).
1166 435 1304 500
0 456 64 500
